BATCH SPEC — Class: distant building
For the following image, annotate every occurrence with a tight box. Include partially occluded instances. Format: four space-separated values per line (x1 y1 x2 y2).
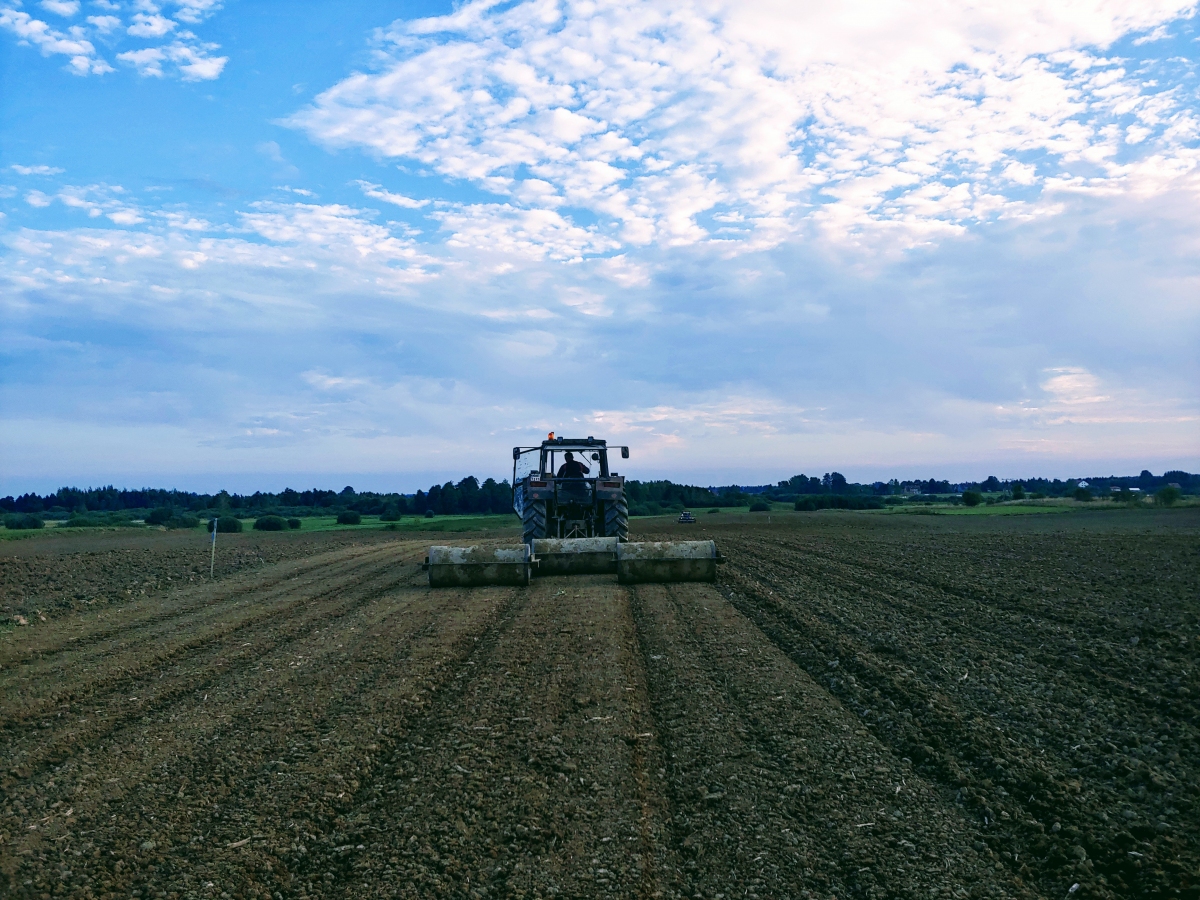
1078 481 1089 489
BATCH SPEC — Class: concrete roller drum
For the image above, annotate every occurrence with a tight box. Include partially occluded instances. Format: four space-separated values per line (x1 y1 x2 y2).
425 545 532 588
616 540 719 584
425 539 720 587
531 537 619 575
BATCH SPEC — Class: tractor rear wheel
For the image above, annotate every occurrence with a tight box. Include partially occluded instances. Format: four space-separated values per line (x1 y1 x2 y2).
522 499 548 545
604 497 629 542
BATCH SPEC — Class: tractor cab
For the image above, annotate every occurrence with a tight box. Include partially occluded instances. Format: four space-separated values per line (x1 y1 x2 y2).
512 434 629 482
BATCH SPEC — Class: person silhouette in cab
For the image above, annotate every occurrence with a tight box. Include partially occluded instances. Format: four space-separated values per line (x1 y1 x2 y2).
556 451 590 479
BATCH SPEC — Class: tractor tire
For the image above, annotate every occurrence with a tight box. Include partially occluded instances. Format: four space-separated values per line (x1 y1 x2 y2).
522 499 548 546
604 497 629 542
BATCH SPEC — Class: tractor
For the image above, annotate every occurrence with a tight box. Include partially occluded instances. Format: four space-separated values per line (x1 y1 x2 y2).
424 434 720 587
511 434 629 544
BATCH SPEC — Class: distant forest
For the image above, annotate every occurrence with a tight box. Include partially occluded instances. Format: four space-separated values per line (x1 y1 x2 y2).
2 469 1195 520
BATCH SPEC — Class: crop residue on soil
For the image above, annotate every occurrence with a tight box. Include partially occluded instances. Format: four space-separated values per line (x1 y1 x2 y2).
1 510 1197 899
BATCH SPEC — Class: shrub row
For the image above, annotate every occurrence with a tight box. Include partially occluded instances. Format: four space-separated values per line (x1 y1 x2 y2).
253 515 302 531
794 495 884 511
63 514 143 528
3 513 44 530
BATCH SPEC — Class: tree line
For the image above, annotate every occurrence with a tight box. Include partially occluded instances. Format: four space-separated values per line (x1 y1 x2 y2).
2 469 1194 519
0 478 516 519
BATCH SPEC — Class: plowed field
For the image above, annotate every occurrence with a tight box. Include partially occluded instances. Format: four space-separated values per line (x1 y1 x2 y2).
2 510 1197 900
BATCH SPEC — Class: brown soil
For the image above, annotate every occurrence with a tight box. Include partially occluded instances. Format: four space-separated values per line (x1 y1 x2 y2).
1 509 1196 900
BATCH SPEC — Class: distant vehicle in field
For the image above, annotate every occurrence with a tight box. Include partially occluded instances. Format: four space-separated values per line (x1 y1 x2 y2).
678 511 696 523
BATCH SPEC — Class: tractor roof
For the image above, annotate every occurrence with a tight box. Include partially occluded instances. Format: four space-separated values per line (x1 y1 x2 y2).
541 436 606 448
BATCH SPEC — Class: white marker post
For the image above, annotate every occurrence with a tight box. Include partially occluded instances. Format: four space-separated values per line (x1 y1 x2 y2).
209 518 218 578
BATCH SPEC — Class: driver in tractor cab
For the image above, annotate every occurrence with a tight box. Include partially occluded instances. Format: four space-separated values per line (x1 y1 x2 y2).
556 451 590 479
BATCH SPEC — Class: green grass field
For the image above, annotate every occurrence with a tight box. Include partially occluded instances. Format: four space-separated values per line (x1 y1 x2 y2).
292 514 517 534
203 514 521 535
3 496 1194 541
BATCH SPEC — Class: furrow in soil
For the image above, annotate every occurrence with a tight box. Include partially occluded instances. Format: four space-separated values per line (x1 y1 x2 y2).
0 575 512 898
714 526 1198 900
0 555 420 782
630 580 1029 900
310 575 672 900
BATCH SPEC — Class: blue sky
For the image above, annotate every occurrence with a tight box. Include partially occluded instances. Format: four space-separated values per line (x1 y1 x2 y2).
2 0 1199 494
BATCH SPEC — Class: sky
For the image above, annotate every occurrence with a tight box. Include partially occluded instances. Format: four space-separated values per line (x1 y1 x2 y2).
1 0 1198 495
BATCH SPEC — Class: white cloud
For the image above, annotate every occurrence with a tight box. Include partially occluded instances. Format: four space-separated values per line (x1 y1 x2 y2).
291 0 1200 259
2 1 227 81
107 208 146 225
3 172 1198 486
1002 162 1039 186
1040 367 1112 406
86 14 120 32
0 7 113 74
1133 24 1171 44
11 164 65 176
595 254 650 288
116 46 165 76
237 201 433 273
127 12 175 37
559 286 610 316
256 141 285 163
353 180 430 209
255 141 300 180
167 40 225 79
117 39 226 80
57 186 113 217
433 203 620 261
303 371 370 391
157 211 214 231
170 0 221 25
17 182 151 222
40 0 80 16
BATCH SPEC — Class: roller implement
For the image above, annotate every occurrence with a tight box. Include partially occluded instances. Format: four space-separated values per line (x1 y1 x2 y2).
424 435 722 586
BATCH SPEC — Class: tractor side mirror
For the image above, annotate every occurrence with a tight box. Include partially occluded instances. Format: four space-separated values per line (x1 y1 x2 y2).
591 453 599 461
513 447 521 460
621 447 629 459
